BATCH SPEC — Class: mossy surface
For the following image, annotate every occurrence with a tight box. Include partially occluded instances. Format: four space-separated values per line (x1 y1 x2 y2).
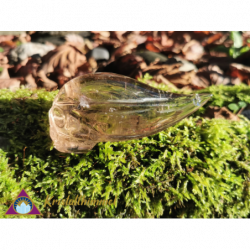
0 85 250 218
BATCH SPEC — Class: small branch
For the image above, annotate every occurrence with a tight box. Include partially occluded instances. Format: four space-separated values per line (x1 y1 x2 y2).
23 146 27 168
237 106 246 115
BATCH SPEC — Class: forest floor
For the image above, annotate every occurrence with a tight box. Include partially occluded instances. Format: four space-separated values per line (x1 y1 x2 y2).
1 31 250 119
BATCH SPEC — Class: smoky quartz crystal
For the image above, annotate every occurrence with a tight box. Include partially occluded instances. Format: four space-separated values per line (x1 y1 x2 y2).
49 73 212 153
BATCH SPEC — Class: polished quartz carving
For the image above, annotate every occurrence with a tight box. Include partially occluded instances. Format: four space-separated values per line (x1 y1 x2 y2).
49 73 212 153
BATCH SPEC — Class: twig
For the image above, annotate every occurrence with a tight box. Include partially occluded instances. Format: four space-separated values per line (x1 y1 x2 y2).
23 146 27 168
237 106 246 115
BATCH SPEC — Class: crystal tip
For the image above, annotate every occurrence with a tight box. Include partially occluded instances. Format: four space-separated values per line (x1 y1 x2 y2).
193 93 213 107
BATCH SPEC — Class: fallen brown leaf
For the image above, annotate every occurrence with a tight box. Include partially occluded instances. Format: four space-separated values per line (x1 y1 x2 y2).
182 40 204 61
0 40 16 48
194 65 241 87
110 42 137 61
203 32 229 47
193 31 211 35
191 75 210 89
154 75 179 91
143 60 196 87
0 35 14 43
145 42 162 52
0 79 20 91
229 63 250 84
14 58 40 89
91 31 110 38
95 38 121 48
199 65 224 74
206 33 223 45
18 33 31 43
37 44 86 89
111 31 127 42
98 54 146 78
65 33 85 52
126 32 147 45
203 106 240 121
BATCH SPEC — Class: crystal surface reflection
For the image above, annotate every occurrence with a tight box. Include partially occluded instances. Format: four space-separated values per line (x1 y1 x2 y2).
49 73 212 153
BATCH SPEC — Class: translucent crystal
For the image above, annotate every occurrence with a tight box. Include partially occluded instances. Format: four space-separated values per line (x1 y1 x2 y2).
49 73 212 153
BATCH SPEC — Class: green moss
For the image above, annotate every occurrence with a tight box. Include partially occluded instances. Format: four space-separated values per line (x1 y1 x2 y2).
0 85 250 218
198 84 250 108
0 149 37 218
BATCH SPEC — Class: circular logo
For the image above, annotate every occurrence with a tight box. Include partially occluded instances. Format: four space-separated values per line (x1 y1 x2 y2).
13 196 33 214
